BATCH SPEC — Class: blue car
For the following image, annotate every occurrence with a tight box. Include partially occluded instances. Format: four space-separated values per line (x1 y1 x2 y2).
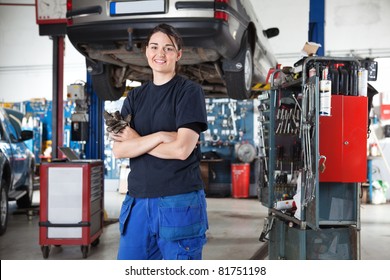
0 107 35 235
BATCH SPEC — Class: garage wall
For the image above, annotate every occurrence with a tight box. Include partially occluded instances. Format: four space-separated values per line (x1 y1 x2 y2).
0 0 85 103
252 0 390 62
249 0 309 65
325 0 390 54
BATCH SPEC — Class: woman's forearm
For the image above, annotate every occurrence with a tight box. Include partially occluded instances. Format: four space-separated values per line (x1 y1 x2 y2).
112 132 163 158
111 127 195 160
148 128 199 160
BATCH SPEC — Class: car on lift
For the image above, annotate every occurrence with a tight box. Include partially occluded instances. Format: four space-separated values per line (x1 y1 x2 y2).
66 0 279 100
0 107 35 235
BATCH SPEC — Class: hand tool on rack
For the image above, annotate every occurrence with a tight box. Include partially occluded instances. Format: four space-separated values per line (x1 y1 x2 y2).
228 100 238 137
301 83 317 206
283 110 290 134
275 107 283 134
276 145 284 170
257 109 268 170
257 103 270 187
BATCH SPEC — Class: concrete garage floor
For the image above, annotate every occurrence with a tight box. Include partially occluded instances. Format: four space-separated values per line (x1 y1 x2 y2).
1 182 389 260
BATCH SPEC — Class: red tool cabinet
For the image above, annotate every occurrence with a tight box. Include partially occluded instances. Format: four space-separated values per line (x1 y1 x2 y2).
319 95 368 182
39 160 104 259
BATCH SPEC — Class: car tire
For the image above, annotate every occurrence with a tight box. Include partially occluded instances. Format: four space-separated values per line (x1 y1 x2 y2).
91 64 126 101
223 36 253 100
0 179 9 236
16 170 34 209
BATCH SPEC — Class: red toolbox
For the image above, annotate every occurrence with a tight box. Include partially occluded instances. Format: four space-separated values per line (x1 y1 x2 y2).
39 160 104 259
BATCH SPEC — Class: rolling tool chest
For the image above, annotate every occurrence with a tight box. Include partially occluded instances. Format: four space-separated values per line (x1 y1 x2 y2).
257 57 369 259
39 160 104 259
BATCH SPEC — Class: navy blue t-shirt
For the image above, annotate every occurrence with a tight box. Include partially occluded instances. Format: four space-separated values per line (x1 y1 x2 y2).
121 75 208 198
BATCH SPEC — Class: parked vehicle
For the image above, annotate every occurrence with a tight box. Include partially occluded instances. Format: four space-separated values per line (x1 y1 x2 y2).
66 0 279 100
0 107 35 235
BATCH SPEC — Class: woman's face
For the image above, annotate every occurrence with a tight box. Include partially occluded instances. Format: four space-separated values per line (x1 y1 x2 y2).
146 31 182 75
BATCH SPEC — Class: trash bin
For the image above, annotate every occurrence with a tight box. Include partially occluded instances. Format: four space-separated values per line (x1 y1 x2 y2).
231 163 250 198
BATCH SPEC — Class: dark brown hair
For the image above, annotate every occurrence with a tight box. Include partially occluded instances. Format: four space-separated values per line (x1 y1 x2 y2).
146 23 183 51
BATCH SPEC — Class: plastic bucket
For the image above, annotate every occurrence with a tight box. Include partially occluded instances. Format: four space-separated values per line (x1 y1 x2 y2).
231 163 250 198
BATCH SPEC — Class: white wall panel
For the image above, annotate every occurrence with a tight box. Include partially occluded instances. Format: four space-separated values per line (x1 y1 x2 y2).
0 2 85 102
250 0 310 65
326 0 390 55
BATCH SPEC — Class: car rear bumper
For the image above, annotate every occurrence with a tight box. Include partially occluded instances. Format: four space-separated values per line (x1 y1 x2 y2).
67 18 244 60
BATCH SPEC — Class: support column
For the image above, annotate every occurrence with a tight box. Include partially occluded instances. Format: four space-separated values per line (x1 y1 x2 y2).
51 35 65 159
309 0 325 56
85 71 105 160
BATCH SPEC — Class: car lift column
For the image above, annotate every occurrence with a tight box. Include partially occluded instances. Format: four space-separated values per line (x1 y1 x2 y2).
309 0 325 56
85 71 105 160
37 23 67 159
51 35 65 159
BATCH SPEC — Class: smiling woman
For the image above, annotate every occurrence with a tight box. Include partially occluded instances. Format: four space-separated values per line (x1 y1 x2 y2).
107 23 209 260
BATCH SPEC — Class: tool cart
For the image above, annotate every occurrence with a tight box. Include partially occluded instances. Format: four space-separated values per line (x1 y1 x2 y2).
257 56 373 259
39 159 104 259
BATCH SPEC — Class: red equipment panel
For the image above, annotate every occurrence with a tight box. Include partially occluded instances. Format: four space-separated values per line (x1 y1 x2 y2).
319 95 368 182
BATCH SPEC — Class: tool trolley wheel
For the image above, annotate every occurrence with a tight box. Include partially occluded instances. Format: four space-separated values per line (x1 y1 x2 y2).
81 245 89 259
41 245 50 259
91 237 100 247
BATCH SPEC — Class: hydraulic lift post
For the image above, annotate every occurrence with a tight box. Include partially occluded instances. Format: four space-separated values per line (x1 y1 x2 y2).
309 0 325 56
85 72 105 160
51 35 65 159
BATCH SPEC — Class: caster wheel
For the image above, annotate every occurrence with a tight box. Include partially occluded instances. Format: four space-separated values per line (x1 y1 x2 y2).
81 245 89 259
41 246 50 259
91 237 100 247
